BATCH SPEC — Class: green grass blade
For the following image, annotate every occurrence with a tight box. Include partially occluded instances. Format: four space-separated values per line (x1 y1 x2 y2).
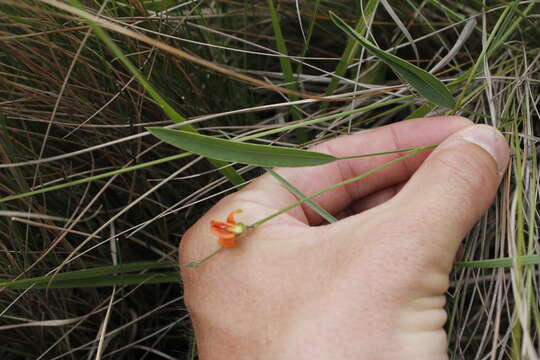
452 1 535 112
1 273 180 289
405 102 436 119
239 96 410 142
147 128 337 167
266 168 337 223
0 153 191 204
266 0 305 140
295 0 320 59
267 0 298 96
455 255 540 269
322 0 379 104
329 11 455 108
0 262 176 289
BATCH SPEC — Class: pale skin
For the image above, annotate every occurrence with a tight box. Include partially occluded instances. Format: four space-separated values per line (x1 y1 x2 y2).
180 116 510 359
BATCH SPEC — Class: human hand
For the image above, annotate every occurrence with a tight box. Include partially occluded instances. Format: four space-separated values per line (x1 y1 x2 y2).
180 116 509 359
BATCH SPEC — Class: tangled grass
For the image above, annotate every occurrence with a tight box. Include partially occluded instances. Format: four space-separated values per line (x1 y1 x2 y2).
1 0 539 358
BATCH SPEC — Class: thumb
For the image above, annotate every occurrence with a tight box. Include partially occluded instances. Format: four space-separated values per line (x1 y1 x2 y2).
388 124 510 273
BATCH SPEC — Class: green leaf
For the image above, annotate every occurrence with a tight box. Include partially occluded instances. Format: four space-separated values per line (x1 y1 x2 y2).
266 0 299 98
267 0 304 138
266 168 337 223
322 0 379 106
147 128 337 168
0 273 180 289
329 11 455 109
455 255 540 269
0 262 177 289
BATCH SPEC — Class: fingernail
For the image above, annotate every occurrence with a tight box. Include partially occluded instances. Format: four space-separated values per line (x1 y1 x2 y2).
457 125 510 179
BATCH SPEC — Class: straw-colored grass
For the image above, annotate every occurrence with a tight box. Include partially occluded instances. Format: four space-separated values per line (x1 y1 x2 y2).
1 1 539 358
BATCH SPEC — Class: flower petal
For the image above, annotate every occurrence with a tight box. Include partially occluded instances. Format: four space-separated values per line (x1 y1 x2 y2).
210 226 235 239
218 236 236 249
210 220 232 227
226 209 242 224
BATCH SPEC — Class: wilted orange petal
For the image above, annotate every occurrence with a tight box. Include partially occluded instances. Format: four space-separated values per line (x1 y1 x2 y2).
210 226 235 239
226 209 242 224
218 236 236 249
210 220 232 227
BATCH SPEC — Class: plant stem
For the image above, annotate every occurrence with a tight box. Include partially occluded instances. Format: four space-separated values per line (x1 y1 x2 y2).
248 147 427 229
336 144 437 161
184 248 224 268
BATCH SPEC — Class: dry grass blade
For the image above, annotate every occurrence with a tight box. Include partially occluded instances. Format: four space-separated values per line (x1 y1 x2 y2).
35 0 354 103
1 1 538 358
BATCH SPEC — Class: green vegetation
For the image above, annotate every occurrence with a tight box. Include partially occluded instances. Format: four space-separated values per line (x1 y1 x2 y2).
0 0 539 358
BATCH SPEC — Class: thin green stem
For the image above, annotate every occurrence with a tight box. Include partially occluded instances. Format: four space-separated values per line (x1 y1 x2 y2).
184 248 224 268
266 168 337 223
0 153 191 203
238 96 412 142
336 144 437 161
248 147 426 229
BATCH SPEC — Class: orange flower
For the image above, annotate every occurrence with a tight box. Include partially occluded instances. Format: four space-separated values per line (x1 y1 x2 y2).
210 209 246 249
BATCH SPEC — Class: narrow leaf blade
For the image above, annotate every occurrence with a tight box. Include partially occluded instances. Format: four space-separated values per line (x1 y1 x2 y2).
266 168 337 223
329 11 455 109
147 128 337 168
0 273 180 289
0 262 176 289
455 255 540 269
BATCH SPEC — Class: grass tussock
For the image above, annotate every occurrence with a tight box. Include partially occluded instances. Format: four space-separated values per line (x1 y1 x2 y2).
0 0 539 358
